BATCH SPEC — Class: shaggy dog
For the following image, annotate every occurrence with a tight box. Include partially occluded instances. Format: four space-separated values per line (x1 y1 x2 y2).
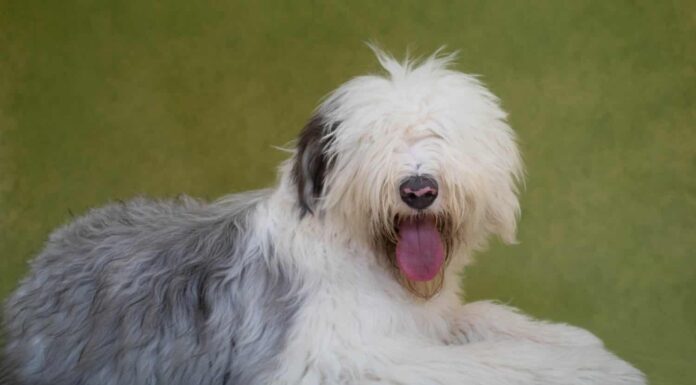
2 49 645 385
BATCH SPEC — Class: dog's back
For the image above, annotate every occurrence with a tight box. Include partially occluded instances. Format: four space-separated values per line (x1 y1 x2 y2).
2 190 300 385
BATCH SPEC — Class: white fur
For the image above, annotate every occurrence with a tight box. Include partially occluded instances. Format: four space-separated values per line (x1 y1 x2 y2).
260 49 645 384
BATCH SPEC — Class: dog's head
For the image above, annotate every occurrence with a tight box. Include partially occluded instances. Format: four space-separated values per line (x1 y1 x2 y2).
291 49 523 298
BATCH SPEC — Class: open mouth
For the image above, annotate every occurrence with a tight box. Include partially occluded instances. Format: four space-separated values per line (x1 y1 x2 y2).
394 215 446 282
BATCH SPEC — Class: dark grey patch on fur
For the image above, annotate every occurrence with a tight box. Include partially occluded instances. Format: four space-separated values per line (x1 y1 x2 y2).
292 115 339 216
2 190 302 385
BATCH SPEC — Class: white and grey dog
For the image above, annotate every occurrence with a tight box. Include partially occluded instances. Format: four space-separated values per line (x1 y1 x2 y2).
2 49 645 385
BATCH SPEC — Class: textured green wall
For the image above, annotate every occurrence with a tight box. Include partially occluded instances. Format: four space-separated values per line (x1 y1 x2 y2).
1 1 693 383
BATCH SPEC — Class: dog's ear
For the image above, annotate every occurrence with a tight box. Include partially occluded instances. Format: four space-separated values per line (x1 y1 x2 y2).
484 181 521 245
292 115 337 216
483 144 523 245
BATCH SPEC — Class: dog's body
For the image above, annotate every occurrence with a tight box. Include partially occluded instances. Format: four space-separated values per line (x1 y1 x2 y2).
3 50 645 385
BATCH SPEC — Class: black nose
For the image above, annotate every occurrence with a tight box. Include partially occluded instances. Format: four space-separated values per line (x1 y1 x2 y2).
399 175 438 210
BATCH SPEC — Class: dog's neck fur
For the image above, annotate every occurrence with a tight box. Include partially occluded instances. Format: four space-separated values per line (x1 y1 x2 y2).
266 166 469 306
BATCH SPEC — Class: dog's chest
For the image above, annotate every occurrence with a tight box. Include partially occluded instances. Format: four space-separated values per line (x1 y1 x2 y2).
266 273 456 385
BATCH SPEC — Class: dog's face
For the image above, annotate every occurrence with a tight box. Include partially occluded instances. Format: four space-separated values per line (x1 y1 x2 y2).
292 51 522 298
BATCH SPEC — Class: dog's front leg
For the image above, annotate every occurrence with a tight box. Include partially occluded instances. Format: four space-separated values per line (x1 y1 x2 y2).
452 300 605 348
361 338 645 385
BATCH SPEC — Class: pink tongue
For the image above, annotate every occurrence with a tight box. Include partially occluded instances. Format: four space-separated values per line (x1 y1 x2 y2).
395 217 445 281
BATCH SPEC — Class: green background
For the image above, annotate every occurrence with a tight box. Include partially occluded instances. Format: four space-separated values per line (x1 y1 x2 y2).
1 1 694 383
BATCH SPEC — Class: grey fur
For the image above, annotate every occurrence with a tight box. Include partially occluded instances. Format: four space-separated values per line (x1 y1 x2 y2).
2 190 302 385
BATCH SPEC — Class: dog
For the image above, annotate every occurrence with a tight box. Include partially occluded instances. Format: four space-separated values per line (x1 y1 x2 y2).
2 48 645 385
